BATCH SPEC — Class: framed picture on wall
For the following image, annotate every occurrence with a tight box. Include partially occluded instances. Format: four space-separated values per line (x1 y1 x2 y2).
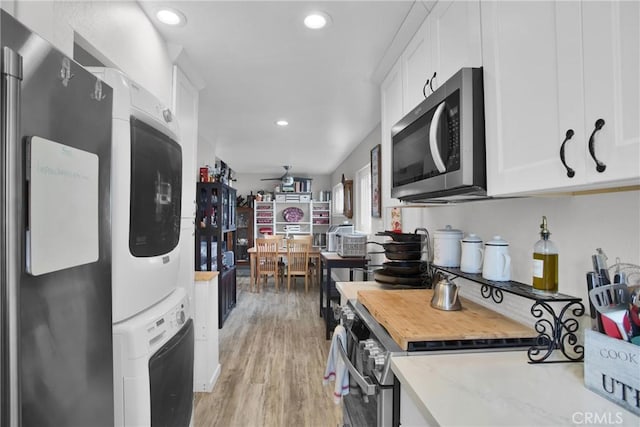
370 144 381 218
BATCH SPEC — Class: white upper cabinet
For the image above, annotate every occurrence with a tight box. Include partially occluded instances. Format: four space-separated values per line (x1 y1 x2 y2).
483 0 639 196
402 22 431 113
380 0 483 208
482 1 578 196
428 0 482 92
581 1 639 185
380 59 404 209
400 0 482 112
173 66 200 217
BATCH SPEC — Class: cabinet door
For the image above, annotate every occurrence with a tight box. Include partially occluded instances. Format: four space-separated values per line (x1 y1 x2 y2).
178 218 195 305
173 66 199 218
429 0 482 91
483 1 584 196
380 59 404 209
402 20 432 113
582 1 640 185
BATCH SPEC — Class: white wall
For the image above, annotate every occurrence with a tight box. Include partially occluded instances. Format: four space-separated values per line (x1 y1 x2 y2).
331 124 385 234
233 173 331 202
396 190 640 339
197 132 217 170
9 0 173 105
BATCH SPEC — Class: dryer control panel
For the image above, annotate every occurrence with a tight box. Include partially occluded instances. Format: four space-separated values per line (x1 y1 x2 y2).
112 287 190 360
145 295 188 353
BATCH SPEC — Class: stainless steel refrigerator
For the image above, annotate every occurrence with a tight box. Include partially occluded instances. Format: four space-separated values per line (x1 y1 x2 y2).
1 10 114 427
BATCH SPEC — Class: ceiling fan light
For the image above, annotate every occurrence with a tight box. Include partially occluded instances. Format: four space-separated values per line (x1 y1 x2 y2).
282 176 294 186
275 120 289 127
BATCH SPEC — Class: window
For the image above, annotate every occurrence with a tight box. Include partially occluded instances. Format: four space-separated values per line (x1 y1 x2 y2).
356 164 371 234
332 183 343 216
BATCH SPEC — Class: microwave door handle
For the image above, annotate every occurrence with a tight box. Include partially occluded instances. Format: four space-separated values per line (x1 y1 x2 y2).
429 101 447 173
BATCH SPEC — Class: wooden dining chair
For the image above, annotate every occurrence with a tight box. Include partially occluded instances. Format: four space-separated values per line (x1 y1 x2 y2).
255 238 282 292
286 238 311 292
292 235 317 287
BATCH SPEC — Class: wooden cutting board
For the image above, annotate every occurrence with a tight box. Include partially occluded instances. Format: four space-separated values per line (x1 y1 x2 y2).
357 289 536 350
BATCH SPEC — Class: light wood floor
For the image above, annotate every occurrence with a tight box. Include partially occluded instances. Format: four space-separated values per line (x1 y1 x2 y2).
194 273 343 427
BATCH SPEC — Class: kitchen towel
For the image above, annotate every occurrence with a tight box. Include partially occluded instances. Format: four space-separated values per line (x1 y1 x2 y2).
323 324 349 403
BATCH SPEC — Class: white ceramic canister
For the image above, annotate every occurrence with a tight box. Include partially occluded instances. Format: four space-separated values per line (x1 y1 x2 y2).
482 236 511 281
460 233 484 274
433 225 463 267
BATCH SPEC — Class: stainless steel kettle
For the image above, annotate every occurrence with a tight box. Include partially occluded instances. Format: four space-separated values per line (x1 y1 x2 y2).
431 276 462 311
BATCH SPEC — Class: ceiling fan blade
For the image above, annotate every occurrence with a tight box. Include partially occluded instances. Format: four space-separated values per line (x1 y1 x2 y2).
260 178 282 181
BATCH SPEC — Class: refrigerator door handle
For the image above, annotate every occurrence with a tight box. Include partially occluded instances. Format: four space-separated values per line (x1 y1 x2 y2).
1 45 23 427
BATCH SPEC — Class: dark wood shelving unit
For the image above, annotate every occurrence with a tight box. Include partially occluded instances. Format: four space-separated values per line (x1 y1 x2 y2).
235 206 253 266
434 267 585 364
195 182 237 328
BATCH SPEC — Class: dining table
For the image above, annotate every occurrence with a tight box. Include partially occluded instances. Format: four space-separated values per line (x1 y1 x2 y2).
247 245 322 292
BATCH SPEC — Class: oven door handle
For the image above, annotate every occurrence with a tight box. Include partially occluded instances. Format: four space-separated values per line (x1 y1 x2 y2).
336 340 377 396
428 100 447 173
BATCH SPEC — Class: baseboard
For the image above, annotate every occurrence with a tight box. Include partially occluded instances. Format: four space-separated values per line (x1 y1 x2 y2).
209 363 221 391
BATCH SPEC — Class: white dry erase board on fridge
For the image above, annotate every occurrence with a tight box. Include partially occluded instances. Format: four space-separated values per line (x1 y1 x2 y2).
26 136 100 275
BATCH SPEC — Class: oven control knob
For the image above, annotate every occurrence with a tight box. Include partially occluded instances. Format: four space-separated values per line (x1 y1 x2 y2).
162 108 173 123
176 310 185 326
360 339 375 351
364 345 380 358
367 352 384 371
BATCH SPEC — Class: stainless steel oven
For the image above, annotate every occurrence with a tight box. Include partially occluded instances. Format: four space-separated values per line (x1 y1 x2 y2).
339 303 404 427
339 300 537 427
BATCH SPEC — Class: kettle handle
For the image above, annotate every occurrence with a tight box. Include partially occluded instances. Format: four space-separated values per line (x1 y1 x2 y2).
502 253 511 278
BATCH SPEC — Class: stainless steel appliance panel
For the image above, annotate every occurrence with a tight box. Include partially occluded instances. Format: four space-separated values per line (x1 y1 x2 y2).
1 10 114 427
391 67 486 202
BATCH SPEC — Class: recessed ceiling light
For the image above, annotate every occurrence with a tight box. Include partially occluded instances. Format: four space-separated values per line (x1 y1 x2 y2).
156 8 186 26
275 120 289 127
304 12 330 30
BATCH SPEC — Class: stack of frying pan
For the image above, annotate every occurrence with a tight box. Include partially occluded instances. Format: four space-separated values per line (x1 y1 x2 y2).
368 229 432 287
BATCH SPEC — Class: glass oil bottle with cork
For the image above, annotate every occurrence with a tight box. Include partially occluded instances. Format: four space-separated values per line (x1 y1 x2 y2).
532 216 558 293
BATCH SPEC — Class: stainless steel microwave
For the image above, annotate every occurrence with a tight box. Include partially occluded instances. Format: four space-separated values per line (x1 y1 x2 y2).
391 67 486 203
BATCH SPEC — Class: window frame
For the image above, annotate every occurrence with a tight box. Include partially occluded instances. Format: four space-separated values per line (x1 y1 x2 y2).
355 163 372 234
332 183 344 217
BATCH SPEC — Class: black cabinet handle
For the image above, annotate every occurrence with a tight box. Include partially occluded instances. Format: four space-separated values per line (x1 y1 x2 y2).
559 129 576 178
588 118 607 173
422 72 438 98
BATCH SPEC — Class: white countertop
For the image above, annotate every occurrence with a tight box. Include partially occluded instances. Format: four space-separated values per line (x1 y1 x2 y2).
335 281 638 426
391 351 639 426
336 280 397 301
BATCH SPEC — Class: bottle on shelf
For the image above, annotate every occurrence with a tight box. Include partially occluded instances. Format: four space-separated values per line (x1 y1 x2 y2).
532 216 558 293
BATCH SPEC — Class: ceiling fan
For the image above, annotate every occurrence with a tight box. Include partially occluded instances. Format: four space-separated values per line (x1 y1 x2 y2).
260 165 310 186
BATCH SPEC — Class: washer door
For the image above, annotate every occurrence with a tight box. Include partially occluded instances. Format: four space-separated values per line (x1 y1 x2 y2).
149 319 194 427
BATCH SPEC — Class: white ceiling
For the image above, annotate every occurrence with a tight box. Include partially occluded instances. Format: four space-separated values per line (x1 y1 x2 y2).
138 1 422 178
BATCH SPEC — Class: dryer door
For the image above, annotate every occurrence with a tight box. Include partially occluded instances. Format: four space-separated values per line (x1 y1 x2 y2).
149 319 194 427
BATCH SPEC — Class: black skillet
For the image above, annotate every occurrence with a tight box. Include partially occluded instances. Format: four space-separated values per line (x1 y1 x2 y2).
367 241 422 253
382 261 429 275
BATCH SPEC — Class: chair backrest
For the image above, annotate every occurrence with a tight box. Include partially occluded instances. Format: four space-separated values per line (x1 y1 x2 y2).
286 239 310 275
263 234 283 240
256 238 280 273
262 234 284 249
292 234 313 245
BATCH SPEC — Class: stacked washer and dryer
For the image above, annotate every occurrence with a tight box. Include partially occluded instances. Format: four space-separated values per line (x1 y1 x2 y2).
90 68 194 427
